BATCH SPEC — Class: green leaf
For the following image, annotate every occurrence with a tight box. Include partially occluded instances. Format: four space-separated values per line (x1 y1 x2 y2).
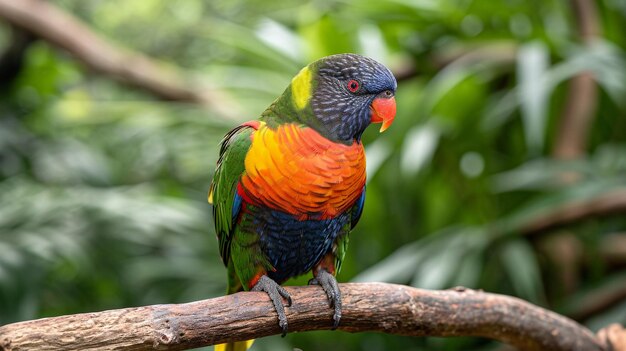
500 239 544 303
517 41 549 154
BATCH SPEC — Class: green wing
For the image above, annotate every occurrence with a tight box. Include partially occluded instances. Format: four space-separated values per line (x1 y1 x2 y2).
209 125 254 266
332 186 365 273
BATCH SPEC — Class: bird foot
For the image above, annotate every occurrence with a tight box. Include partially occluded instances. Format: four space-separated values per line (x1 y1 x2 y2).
308 269 341 329
251 275 292 336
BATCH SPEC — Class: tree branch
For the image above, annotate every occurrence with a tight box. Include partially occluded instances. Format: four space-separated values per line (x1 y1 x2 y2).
601 233 626 267
520 189 626 236
562 273 626 322
552 0 601 160
1 283 620 351
0 0 241 120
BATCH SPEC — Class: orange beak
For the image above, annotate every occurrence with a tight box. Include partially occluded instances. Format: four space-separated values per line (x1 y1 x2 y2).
370 96 396 132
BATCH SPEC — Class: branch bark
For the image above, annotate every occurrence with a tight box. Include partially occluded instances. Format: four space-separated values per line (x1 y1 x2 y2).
0 0 240 120
1 283 620 351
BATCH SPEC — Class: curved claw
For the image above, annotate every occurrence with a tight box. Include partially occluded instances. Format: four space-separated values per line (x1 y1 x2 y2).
251 275 291 336
309 269 342 329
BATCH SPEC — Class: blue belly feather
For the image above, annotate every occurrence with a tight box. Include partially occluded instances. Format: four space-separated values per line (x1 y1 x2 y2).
247 207 350 283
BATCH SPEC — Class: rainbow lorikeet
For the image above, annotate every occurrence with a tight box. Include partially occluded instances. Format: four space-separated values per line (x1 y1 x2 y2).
209 53 397 350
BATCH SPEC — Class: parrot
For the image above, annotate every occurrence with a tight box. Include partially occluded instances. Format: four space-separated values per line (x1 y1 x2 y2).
209 53 397 351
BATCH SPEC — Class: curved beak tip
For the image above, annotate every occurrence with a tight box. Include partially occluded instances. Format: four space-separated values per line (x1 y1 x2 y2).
379 119 393 133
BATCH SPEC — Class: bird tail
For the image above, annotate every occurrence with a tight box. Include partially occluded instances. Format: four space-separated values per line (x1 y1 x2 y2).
214 340 255 351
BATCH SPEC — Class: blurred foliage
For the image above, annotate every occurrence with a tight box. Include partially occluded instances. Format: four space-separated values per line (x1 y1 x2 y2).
1 0 626 350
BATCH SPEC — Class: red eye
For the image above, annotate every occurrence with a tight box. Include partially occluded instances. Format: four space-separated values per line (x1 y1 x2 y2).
347 79 360 93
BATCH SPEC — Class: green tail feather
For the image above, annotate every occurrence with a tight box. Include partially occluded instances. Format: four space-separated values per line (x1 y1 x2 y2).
215 260 255 351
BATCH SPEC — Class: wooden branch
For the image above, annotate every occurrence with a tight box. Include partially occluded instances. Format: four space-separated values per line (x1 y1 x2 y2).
0 0 241 120
1 283 620 351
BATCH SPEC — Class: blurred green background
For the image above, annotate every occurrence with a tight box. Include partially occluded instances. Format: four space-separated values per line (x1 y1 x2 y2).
1 0 625 350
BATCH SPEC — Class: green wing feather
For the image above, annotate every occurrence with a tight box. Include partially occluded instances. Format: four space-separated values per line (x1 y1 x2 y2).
333 187 365 273
209 125 254 266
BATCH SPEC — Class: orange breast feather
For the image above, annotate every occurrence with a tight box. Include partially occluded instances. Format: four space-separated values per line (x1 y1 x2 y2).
240 123 365 220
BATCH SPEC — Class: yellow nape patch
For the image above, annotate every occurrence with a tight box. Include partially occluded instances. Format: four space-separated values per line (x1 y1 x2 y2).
291 66 312 110
214 340 255 351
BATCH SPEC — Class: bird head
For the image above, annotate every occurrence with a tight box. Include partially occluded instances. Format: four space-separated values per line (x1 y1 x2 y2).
278 53 397 143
